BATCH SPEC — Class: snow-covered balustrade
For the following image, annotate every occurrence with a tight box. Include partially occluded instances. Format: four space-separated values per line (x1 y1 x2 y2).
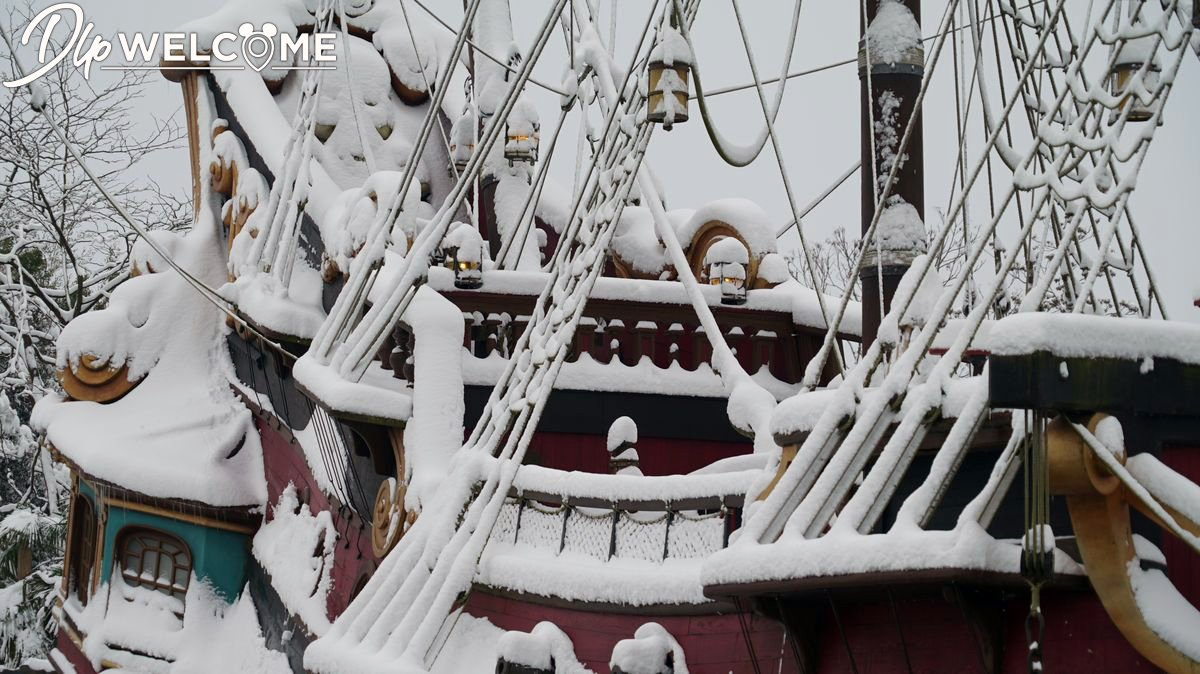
485 465 755 566
381 268 857 390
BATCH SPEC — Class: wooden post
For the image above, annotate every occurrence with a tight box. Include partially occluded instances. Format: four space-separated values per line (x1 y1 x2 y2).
859 0 925 352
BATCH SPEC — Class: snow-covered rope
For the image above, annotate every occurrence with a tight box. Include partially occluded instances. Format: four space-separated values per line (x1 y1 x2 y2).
759 0 1191 543
742 0 1060 544
1072 421 1200 554
726 0 843 375
677 0 804 167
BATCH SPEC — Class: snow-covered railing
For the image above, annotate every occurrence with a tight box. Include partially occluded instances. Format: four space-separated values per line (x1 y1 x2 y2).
488 466 754 563
380 277 852 387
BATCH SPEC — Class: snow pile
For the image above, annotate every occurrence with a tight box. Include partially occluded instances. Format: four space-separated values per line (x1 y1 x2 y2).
607 416 638 453
374 14 438 94
677 199 776 256
756 253 789 286
511 464 758 504
702 520 1083 587
867 0 922 65
611 207 668 276
34 217 266 508
649 27 693 67
429 613 505 673
870 201 927 257
703 237 749 267
252 485 337 634
497 622 590 673
130 230 184 276
401 286 465 511
1127 557 1200 661
292 355 413 423
988 313 1200 366
1126 453 1200 529
609 623 687 674
73 575 289 673
321 171 422 274
478 545 710 606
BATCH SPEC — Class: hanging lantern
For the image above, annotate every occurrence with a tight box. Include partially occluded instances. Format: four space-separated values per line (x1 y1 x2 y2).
704 237 749 305
444 225 484 289
448 111 475 177
647 26 692 130
504 100 540 167
1109 33 1161 123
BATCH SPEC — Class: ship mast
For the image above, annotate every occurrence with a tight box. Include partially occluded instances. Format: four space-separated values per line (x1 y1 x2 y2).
859 0 926 352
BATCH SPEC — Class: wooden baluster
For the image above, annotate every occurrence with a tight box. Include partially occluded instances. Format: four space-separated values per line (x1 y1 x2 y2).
751 328 777 377
606 318 628 365
482 312 502 358
666 322 685 369
633 320 657 365
573 316 597 363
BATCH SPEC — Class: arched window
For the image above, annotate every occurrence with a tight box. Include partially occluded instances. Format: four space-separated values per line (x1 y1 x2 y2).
67 496 96 604
116 528 192 601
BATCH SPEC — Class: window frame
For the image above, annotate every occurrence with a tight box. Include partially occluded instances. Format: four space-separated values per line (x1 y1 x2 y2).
114 527 193 602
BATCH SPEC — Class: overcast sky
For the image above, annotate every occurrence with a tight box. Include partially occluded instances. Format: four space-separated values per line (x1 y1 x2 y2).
12 0 1198 321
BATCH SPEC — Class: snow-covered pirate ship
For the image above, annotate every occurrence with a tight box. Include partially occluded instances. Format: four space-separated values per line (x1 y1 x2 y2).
25 0 1200 671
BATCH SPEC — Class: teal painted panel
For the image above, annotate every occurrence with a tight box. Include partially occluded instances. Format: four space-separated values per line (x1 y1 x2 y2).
100 506 251 602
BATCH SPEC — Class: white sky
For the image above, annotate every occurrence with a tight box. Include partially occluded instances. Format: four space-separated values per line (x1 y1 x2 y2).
17 0 1199 321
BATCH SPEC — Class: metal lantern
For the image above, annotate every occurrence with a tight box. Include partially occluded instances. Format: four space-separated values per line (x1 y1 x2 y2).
1109 35 1161 122
708 261 747 305
704 236 749 305
647 27 692 130
504 120 540 166
445 226 485 289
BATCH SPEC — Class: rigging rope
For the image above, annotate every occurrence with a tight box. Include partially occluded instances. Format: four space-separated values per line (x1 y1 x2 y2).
725 0 844 375
675 0 804 167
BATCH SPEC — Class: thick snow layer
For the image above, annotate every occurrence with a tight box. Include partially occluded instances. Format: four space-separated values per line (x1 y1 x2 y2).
756 253 790 285
872 200 927 254
611 207 669 275
430 613 506 674
702 521 1083 587
1126 453 1200 528
704 237 749 266
292 355 413 422
253 485 337 634
989 314 1200 365
69 575 289 673
497 622 591 673
769 386 856 441
867 0 922 64
425 267 860 335
607 416 638 453
1127 558 1200 661
610 623 687 674
512 464 757 503
33 225 265 508
375 13 438 93
676 199 777 256
223 262 327 339
463 350 800 401
649 27 693 68
478 543 710 605
402 287 465 511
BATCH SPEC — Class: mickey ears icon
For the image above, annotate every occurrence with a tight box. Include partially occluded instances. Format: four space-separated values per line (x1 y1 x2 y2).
237 22 279 39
